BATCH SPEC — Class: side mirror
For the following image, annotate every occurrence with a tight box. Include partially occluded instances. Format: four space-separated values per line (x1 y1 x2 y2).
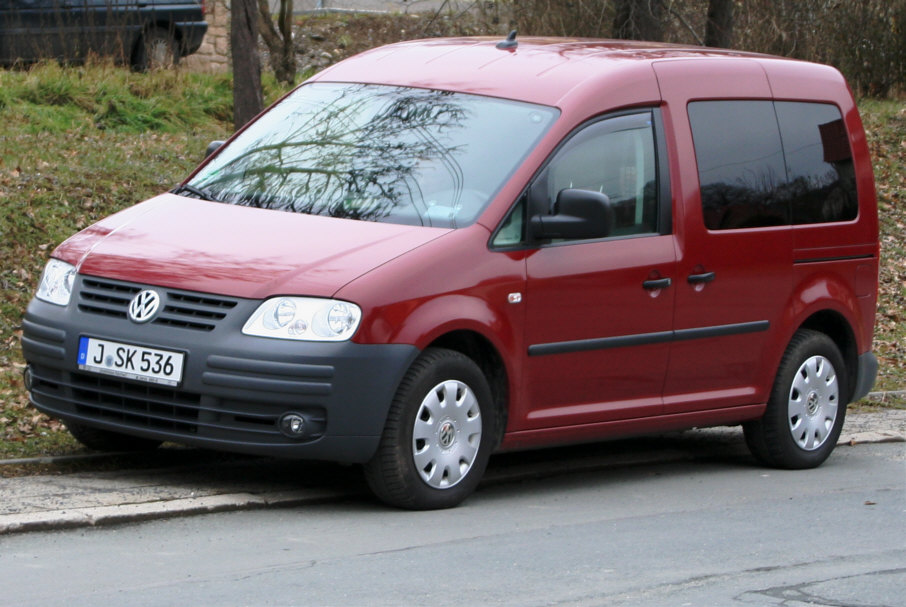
530 189 614 240
204 140 225 159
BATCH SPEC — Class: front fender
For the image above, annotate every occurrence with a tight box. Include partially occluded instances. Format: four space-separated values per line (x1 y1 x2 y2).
402 294 517 352
359 292 522 358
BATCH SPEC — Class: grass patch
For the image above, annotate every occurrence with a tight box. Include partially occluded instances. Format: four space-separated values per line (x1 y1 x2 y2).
0 61 234 133
860 98 906 396
0 62 294 460
0 62 903 465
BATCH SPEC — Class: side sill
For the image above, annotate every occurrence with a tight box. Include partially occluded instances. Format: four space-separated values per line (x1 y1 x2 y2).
499 404 766 452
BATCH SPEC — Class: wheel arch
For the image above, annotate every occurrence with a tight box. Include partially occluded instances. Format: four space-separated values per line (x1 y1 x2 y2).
785 267 871 404
130 22 182 67
797 309 859 403
357 290 521 448
427 330 509 448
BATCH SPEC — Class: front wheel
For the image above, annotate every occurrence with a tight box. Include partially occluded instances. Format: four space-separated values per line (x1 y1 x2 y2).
364 348 496 509
744 329 847 469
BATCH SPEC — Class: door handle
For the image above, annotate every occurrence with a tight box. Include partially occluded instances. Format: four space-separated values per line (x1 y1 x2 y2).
643 278 672 290
687 271 716 284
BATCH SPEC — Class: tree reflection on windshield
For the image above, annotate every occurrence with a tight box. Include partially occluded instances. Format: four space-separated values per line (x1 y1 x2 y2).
189 83 558 228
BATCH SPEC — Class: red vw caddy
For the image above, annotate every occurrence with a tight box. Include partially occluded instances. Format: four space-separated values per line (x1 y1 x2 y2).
22 36 879 509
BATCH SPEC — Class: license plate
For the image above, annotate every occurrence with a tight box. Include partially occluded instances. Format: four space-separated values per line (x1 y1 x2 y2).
77 337 185 387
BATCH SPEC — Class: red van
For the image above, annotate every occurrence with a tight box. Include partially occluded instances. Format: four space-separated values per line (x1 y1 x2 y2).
22 36 879 509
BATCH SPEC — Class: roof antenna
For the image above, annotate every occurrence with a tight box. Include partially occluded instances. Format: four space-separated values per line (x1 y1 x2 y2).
496 30 518 51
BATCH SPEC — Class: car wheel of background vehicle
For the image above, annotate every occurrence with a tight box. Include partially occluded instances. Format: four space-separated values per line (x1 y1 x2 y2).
744 329 847 469
132 28 178 71
364 348 496 510
66 420 162 452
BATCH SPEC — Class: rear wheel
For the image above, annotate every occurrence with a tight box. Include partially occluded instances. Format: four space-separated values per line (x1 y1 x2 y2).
66 420 162 452
364 348 496 510
744 329 847 469
132 28 178 71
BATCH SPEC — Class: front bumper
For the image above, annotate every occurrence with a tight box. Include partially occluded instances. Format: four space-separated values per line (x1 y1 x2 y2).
21 275 418 463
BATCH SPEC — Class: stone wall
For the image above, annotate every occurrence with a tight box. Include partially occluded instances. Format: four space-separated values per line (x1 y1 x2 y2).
183 0 231 72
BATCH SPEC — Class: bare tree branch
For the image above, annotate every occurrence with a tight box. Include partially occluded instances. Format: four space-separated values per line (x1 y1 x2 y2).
665 0 704 46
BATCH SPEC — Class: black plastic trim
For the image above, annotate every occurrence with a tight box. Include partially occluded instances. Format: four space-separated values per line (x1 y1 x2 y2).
529 331 673 356
201 372 332 395
852 351 878 402
206 354 334 378
21 318 65 343
78 276 237 332
643 278 672 290
687 271 716 284
793 254 875 265
529 320 770 357
20 336 66 360
674 321 770 341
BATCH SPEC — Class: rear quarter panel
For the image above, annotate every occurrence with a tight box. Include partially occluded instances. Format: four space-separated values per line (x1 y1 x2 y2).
762 58 879 356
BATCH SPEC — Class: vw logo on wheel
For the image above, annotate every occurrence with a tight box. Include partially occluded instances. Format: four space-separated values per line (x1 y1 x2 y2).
128 290 161 323
438 421 456 449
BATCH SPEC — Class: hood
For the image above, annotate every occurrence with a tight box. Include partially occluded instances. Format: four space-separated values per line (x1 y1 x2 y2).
57 194 451 299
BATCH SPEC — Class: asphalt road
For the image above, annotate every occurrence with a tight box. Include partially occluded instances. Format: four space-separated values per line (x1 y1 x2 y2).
1 439 903 607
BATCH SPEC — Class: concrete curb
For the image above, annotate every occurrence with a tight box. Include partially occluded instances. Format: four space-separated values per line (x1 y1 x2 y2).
0 488 346 535
839 430 906 445
865 390 906 404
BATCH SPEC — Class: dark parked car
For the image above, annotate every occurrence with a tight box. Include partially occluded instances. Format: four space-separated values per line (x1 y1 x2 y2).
0 0 207 69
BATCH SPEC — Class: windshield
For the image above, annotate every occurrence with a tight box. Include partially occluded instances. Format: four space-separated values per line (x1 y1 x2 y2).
188 83 559 228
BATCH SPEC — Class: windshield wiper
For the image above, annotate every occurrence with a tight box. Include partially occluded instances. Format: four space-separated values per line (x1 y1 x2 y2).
171 183 221 202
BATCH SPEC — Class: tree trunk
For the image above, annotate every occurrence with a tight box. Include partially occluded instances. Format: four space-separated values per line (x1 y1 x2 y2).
705 0 734 48
612 0 665 41
258 0 296 85
231 0 263 131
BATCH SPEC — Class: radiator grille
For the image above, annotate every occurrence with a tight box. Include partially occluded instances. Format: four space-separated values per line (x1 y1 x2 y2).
78 278 238 332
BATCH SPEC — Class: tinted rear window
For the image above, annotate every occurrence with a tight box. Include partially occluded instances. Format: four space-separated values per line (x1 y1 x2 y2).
775 101 858 225
689 101 788 230
689 100 857 230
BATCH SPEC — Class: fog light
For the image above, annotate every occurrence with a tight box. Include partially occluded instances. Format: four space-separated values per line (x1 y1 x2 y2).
279 412 307 439
22 366 33 392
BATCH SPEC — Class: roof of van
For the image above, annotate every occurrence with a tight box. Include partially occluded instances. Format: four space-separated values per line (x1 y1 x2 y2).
309 37 824 107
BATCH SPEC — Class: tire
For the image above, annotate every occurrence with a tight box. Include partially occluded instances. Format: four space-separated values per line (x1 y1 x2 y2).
66 420 163 452
364 348 496 510
744 329 847 469
132 28 178 71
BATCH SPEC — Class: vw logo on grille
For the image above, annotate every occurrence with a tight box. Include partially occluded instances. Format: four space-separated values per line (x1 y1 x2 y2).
128 290 161 323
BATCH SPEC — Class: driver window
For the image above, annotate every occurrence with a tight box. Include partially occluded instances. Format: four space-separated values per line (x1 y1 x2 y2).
549 112 658 236
492 111 659 247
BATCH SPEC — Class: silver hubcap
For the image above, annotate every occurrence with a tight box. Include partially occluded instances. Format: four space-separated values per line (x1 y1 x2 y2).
787 355 839 451
412 380 482 489
149 40 174 69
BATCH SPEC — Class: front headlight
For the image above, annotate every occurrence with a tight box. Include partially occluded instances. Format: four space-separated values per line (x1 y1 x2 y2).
242 297 362 342
35 259 76 306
